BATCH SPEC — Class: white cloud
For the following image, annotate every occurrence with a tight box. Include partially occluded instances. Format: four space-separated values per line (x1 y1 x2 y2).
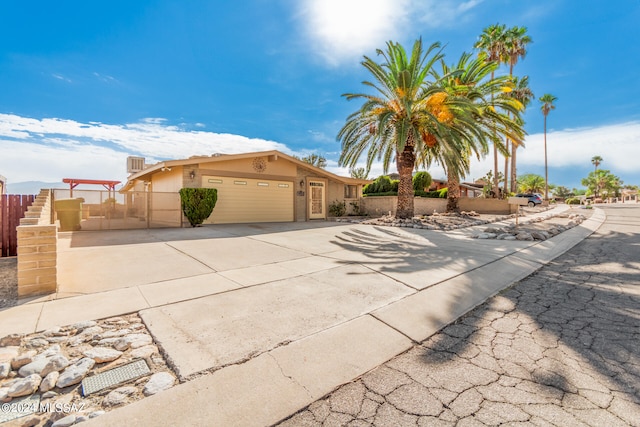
296 0 483 66
466 121 640 184
0 114 293 184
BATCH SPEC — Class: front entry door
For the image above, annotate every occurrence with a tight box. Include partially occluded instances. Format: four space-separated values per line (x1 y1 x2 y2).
308 181 326 219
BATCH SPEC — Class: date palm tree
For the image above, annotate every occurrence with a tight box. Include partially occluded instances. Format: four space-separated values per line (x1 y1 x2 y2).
424 53 525 211
591 155 603 173
338 39 446 218
475 24 507 197
540 93 557 201
504 76 534 192
503 26 532 194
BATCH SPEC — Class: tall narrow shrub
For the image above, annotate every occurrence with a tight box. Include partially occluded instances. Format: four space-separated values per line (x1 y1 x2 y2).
179 188 218 227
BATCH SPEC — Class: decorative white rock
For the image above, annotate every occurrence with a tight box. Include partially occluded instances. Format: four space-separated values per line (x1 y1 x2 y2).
7 374 42 397
103 386 137 407
130 345 157 359
51 414 77 427
40 371 60 393
143 372 175 396
83 347 123 363
41 355 70 377
10 350 36 370
56 358 95 388
114 334 152 351
0 362 10 379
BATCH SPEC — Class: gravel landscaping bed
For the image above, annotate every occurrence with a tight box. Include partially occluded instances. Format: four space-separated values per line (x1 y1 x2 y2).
0 314 176 427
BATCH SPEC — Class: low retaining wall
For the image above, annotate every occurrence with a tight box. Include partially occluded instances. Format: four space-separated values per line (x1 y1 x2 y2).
17 189 57 297
360 196 447 217
361 196 516 217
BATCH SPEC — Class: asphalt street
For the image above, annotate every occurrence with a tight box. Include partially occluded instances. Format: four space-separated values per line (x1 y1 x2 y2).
278 204 640 427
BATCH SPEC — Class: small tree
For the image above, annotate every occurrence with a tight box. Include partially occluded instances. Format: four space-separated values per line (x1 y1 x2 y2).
412 171 433 192
349 167 368 179
179 188 218 227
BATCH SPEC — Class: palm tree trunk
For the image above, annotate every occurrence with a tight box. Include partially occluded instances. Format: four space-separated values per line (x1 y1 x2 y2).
503 139 509 195
544 115 548 201
510 143 517 193
446 165 461 213
396 145 415 219
491 70 499 198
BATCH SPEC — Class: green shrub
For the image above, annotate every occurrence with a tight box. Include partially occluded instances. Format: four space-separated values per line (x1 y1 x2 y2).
438 188 448 198
364 175 394 194
412 171 432 192
362 191 398 197
391 179 399 192
565 197 581 205
329 200 346 217
415 190 441 198
179 188 218 227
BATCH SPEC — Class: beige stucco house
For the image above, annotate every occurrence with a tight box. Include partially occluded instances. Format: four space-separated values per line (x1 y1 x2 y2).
121 150 369 224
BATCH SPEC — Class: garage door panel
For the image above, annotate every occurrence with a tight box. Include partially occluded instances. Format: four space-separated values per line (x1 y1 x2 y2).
202 176 293 224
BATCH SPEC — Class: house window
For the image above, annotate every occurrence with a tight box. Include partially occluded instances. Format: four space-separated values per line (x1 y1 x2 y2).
208 179 223 184
234 181 247 185
344 185 358 199
278 183 289 188
257 182 269 187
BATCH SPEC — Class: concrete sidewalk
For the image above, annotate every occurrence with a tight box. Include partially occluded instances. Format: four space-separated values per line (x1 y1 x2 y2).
0 206 604 426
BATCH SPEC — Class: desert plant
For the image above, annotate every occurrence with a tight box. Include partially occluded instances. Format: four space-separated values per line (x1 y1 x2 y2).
329 200 346 217
179 188 218 227
438 188 448 198
565 197 581 205
349 201 364 216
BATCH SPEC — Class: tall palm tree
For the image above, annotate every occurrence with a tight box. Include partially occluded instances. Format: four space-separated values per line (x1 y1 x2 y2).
504 76 534 192
591 155 603 173
425 53 525 212
475 24 507 198
338 39 446 218
540 93 557 201
503 26 532 194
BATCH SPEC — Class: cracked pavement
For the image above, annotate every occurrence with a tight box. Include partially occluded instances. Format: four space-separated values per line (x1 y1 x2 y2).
277 205 640 427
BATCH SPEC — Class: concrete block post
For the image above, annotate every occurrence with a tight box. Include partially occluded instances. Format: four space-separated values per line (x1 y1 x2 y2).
16 225 58 297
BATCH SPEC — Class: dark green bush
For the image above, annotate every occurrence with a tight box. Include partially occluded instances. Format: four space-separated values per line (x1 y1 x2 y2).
364 175 395 194
412 171 432 192
363 191 398 197
179 188 218 227
415 190 441 198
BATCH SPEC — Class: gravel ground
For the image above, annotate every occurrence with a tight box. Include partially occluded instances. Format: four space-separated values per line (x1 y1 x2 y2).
0 257 17 309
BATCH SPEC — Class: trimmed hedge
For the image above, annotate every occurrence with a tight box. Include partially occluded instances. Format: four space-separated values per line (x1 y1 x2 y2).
179 188 218 227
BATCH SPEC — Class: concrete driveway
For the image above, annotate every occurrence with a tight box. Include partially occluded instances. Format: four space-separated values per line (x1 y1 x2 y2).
0 208 606 426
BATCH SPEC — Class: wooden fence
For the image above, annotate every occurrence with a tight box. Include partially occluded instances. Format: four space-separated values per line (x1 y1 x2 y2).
0 194 35 257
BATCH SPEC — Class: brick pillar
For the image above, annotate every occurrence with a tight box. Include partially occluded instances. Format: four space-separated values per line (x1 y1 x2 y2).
17 225 57 297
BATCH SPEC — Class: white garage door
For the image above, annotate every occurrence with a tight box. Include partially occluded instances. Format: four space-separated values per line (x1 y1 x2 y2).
202 175 294 224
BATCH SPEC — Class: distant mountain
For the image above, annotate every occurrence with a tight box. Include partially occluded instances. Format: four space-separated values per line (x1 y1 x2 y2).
5 181 66 195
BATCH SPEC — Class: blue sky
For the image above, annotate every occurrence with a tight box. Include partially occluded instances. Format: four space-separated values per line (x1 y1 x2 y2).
1 0 639 192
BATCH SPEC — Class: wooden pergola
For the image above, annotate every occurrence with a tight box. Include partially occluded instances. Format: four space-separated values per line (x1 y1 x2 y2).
62 178 121 198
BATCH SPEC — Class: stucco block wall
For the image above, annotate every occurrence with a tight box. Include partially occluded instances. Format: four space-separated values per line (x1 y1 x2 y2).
16 225 57 297
361 196 515 216
361 196 447 217
17 189 58 297
459 198 515 214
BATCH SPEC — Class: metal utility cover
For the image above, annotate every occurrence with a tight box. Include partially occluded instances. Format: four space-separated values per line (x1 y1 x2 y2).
0 394 41 423
81 359 150 396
